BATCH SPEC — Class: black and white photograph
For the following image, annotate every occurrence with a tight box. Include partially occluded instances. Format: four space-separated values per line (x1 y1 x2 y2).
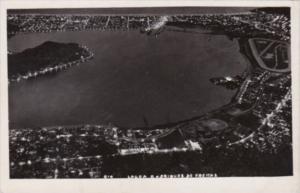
1 0 300 192
5 5 294 179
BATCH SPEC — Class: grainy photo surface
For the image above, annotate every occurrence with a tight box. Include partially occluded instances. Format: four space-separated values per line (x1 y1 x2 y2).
7 7 292 178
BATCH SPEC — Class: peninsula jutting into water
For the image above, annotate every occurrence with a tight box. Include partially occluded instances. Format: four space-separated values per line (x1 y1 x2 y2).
8 7 292 178
8 41 93 82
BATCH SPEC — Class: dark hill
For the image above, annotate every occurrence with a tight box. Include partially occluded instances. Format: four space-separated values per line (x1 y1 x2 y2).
8 41 89 79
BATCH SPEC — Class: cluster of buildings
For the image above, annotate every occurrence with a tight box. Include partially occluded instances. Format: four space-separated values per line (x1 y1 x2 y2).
10 126 109 178
237 12 290 41
10 110 264 178
7 14 160 36
8 11 290 41
9 124 203 178
217 38 291 153
242 75 291 153
169 11 290 41
235 69 270 106
210 72 291 154
200 35 291 154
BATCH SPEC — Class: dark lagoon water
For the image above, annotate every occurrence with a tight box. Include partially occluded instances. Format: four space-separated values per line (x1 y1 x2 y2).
8 30 247 128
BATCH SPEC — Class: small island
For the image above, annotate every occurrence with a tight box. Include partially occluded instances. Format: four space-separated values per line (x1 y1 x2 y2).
8 41 94 82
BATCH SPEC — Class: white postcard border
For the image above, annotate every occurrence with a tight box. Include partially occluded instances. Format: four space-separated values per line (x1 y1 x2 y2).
1 1 299 193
